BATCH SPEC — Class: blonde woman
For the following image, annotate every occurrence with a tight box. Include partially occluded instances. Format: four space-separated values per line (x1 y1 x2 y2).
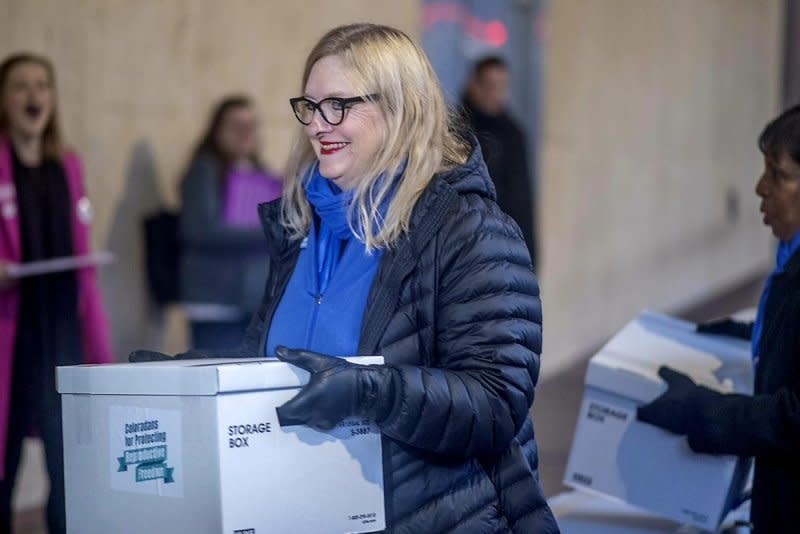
132 23 557 533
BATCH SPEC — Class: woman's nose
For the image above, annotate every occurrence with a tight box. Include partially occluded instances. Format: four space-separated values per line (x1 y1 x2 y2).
755 173 768 198
27 87 43 101
306 111 332 136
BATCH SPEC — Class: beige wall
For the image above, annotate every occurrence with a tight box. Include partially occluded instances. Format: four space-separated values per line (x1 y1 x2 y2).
539 0 782 376
1 0 420 216
0 0 784 378
0 0 420 360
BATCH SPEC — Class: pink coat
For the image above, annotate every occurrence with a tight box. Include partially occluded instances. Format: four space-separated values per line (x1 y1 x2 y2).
0 136 113 480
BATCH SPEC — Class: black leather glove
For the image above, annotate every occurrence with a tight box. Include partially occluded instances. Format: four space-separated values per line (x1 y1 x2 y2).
275 346 395 431
637 366 719 435
128 349 203 362
696 318 753 341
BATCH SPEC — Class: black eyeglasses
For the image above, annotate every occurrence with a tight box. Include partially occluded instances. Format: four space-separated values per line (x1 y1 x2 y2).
289 94 380 126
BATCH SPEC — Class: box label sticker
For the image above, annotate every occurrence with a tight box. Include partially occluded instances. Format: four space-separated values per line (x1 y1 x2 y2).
109 405 183 496
586 401 631 424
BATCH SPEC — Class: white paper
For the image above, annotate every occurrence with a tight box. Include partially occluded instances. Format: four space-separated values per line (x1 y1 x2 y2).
7 251 114 278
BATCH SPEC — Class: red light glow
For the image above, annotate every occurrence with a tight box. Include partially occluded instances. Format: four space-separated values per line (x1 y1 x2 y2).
423 2 508 48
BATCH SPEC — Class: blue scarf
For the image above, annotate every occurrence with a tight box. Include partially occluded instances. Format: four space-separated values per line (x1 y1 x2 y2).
265 162 403 357
752 230 800 365
303 165 362 298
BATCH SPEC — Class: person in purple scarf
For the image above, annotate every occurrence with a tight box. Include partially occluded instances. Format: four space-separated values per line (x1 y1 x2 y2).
179 95 282 350
638 105 800 533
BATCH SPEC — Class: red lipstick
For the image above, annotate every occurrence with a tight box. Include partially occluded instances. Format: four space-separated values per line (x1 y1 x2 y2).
319 141 349 156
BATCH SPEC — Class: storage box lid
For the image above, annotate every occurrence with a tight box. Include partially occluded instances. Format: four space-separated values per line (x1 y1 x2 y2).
585 311 752 404
57 356 383 396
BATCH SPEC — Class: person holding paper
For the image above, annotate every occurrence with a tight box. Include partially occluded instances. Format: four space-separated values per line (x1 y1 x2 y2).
131 23 558 534
638 105 800 533
0 53 112 533
180 95 282 350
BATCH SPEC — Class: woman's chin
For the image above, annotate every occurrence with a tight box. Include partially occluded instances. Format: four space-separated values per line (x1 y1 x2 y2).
769 225 789 241
10 121 47 140
317 167 359 190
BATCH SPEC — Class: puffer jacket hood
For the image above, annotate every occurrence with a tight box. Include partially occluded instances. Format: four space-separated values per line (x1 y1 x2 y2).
439 139 498 201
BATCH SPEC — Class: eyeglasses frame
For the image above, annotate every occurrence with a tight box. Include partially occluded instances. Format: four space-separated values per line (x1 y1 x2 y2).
289 94 381 126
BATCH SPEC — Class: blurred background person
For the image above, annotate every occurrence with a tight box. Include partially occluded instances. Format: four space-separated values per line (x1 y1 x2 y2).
180 95 282 351
462 55 537 270
0 52 112 534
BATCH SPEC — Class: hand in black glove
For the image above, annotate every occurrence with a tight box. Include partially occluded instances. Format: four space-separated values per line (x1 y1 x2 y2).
636 366 718 435
696 318 752 341
128 350 203 362
275 346 395 431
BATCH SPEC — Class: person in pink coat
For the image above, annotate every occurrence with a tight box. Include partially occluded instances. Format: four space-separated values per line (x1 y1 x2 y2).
0 52 112 534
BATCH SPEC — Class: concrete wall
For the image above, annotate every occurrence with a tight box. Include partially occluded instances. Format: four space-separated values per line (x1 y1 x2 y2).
1 1 781 377
539 0 782 376
0 0 420 360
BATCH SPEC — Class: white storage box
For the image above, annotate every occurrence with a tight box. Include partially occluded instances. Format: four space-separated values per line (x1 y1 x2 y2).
57 357 386 534
563 311 752 531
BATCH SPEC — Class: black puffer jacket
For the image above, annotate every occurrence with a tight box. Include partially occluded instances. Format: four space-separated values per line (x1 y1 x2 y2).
685 250 800 533
232 143 558 533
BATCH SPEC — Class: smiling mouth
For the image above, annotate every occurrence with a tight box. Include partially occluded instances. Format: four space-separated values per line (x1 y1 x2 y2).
319 141 349 156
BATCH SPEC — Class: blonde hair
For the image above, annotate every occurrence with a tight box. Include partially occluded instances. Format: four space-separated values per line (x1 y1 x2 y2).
282 23 469 250
0 53 64 160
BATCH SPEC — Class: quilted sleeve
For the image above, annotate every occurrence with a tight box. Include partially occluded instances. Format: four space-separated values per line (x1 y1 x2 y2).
378 205 541 459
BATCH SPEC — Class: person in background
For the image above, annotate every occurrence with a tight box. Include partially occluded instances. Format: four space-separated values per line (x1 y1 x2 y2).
462 55 537 270
133 23 558 533
638 104 800 533
0 52 113 534
179 96 282 351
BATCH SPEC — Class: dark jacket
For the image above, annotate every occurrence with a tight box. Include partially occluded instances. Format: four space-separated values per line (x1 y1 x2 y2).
686 250 800 533
462 98 536 270
179 153 270 313
221 143 558 533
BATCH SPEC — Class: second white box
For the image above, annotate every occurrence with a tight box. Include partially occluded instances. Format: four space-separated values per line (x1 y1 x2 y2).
564 311 752 531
